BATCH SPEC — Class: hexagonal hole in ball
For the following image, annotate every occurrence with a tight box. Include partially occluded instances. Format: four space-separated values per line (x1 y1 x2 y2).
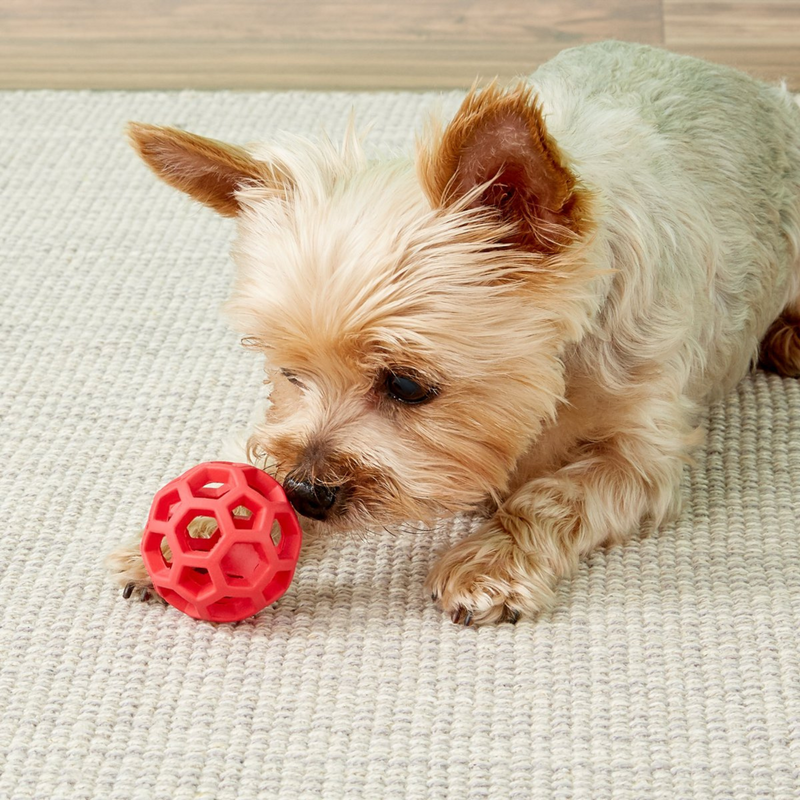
271 511 301 561
195 481 229 500
185 514 221 551
220 541 268 587
142 530 173 571
206 595 258 622
270 520 281 548
231 504 255 530
151 487 181 523
177 564 214 596
263 568 294 604
184 463 236 501
161 535 173 567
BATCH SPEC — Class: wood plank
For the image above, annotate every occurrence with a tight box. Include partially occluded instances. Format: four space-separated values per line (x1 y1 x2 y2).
0 0 662 42
7 41 796 92
0 40 575 90
664 2 800 89
665 1 800 44
668 44 800 88
0 0 662 90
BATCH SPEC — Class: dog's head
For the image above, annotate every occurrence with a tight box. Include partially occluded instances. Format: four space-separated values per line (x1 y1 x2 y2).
129 84 595 531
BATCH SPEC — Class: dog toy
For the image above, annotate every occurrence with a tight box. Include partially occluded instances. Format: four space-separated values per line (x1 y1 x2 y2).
140 461 302 622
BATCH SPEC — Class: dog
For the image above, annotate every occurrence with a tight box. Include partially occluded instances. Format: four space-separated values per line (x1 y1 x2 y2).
106 41 800 625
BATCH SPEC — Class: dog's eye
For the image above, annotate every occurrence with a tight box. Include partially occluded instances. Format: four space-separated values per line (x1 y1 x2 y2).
280 369 307 390
384 371 437 405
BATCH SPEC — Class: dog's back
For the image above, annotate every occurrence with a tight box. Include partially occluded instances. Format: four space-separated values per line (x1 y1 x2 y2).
531 41 800 400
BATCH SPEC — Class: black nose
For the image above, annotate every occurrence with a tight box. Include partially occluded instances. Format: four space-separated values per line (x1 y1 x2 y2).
283 477 340 520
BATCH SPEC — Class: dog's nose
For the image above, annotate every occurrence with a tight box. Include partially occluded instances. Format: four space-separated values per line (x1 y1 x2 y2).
282 477 340 520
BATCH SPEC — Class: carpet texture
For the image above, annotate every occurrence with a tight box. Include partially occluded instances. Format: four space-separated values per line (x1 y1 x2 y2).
2 89 800 800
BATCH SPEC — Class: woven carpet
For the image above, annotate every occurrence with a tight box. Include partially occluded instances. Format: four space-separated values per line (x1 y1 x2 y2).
2 89 800 800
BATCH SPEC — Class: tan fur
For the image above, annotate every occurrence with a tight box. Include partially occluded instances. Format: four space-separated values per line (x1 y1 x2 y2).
109 42 800 625
127 122 290 216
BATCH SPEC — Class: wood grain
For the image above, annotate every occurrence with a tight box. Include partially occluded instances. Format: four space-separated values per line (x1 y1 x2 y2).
1 0 798 89
664 1 800 88
0 0 661 89
665 1 800 45
1 0 663 41
0 40 610 91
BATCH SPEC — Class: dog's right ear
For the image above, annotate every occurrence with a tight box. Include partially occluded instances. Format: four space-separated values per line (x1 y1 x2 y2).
127 123 290 217
417 83 588 254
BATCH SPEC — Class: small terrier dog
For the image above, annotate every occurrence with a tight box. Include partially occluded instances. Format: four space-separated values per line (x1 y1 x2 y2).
108 41 800 625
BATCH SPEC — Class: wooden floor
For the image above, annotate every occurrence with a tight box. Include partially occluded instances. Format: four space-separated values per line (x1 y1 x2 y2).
2 0 800 90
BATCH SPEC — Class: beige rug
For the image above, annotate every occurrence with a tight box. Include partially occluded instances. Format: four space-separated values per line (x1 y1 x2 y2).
1 89 800 800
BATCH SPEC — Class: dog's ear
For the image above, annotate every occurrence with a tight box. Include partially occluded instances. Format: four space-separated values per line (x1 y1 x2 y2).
417 83 586 253
127 123 289 217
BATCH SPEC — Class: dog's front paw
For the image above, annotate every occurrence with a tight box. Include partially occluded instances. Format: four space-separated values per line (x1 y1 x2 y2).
426 520 557 626
106 515 225 604
105 536 163 604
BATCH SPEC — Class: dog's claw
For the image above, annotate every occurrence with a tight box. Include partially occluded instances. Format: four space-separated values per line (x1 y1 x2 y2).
446 602 521 626
122 582 155 604
450 606 474 626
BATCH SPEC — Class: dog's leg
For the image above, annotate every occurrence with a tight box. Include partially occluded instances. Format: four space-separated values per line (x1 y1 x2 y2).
759 296 800 377
427 388 700 625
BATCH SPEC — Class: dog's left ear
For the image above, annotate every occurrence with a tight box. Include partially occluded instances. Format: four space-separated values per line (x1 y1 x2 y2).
417 83 586 253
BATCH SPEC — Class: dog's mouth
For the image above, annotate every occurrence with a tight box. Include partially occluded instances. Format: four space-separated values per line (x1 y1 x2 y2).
278 470 441 533
255 437 467 532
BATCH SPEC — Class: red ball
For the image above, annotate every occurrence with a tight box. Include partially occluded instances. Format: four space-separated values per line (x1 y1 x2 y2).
140 461 302 622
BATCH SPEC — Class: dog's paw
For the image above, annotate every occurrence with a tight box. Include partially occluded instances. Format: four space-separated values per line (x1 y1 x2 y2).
105 536 163 604
105 516 224 604
426 520 557 626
